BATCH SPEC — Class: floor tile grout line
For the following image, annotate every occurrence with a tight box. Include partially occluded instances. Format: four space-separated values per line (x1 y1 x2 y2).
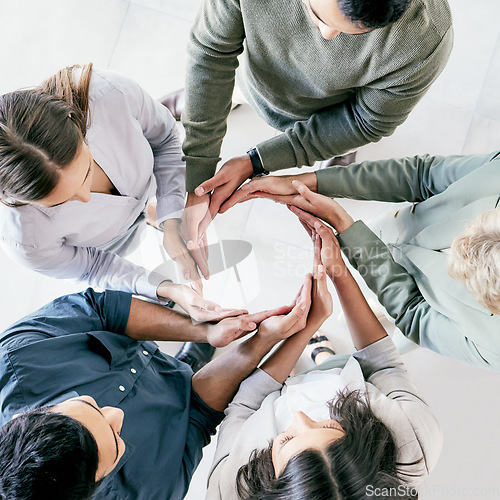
106 2 132 70
461 29 500 154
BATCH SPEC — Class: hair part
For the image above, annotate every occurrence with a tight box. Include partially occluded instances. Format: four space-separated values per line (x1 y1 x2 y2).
448 208 500 315
338 0 413 29
236 391 418 500
0 406 99 500
0 63 93 206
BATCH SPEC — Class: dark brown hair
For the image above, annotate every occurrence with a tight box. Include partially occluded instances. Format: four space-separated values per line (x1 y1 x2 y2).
236 391 419 500
0 63 93 206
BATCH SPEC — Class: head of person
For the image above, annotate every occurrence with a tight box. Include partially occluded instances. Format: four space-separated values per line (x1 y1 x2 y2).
302 0 413 39
0 395 125 500
236 391 417 499
0 63 95 208
448 208 500 315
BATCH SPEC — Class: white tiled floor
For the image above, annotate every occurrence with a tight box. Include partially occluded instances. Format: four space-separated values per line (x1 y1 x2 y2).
1 1 500 499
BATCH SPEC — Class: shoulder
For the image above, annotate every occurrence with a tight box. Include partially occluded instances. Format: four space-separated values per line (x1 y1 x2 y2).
0 204 39 248
86 69 145 105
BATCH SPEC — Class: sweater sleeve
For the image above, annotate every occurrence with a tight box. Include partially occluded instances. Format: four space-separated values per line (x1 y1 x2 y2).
315 152 500 203
338 221 493 368
209 369 282 476
353 337 442 482
182 0 245 192
255 27 453 172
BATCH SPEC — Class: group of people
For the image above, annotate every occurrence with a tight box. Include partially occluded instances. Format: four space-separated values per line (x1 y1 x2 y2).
0 0 496 498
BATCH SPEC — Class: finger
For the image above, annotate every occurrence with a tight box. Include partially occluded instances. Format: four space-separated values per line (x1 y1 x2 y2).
298 217 314 239
219 183 255 213
182 217 199 252
261 193 309 207
199 308 249 323
245 304 293 324
288 205 322 228
198 202 216 238
195 174 226 196
291 284 304 306
200 232 210 274
313 234 321 278
189 243 210 280
291 180 316 200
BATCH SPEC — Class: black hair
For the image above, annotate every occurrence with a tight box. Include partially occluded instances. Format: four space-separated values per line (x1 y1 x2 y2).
338 0 413 29
236 391 419 499
0 406 99 500
0 63 93 206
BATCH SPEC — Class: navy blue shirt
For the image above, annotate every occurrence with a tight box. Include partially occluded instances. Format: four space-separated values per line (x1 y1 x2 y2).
0 289 224 500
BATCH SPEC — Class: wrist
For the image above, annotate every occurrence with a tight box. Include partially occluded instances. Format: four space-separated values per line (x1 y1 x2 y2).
301 172 318 192
242 332 276 361
247 148 269 177
157 281 179 302
330 212 355 233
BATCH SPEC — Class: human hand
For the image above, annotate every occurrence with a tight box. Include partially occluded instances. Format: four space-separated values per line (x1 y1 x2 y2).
163 218 203 294
257 275 313 345
219 172 318 213
181 192 211 280
264 180 354 233
194 155 254 234
291 206 348 280
308 233 334 328
205 304 293 348
157 281 246 322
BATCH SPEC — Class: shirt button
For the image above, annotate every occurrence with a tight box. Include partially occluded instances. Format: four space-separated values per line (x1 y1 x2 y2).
119 385 125 392
142 350 149 356
130 368 137 374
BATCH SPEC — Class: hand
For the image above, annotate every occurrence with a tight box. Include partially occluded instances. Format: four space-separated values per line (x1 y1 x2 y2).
157 281 246 322
195 155 254 234
265 180 354 233
219 172 318 213
257 275 313 345
181 193 211 279
292 206 348 279
205 305 293 348
162 219 203 294
308 233 334 326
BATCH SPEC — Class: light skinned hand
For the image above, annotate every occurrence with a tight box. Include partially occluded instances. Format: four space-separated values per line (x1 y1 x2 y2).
194 155 254 236
257 274 313 344
181 192 211 279
162 218 203 294
219 173 318 213
261 180 355 233
205 305 293 348
292 206 347 279
157 281 247 322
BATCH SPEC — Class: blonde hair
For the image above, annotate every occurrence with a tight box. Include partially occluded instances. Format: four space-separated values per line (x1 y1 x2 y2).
448 208 500 314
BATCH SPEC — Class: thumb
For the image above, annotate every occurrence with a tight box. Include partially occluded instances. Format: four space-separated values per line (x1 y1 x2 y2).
195 173 225 196
291 180 314 199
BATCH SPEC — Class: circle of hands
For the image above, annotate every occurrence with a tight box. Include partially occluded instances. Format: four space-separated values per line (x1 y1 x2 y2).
160 164 356 348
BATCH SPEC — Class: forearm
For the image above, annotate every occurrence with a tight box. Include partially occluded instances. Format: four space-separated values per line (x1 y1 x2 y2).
125 297 208 342
333 267 387 350
259 325 319 384
192 334 275 412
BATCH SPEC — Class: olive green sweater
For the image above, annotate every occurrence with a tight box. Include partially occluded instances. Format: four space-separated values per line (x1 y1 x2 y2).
182 0 452 191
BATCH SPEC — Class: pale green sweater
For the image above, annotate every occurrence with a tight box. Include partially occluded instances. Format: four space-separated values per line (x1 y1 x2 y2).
182 0 453 191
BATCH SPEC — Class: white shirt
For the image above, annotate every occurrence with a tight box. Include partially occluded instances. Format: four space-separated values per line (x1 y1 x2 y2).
0 69 185 299
207 337 443 499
